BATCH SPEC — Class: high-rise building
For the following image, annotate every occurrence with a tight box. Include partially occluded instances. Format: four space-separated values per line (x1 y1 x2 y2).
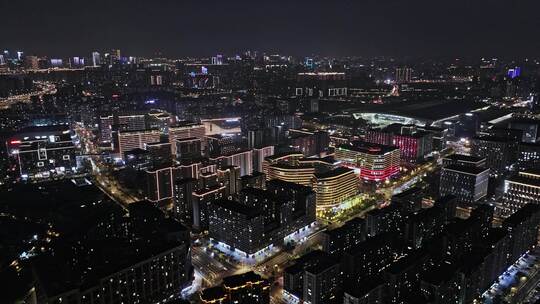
321 217 366 255
175 137 202 161
23 55 39 70
288 129 330 156
499 170 540 217
284 250 341 304
208 198 265 255
173 178 197 226
395 67 412 83
365 124 432 164
145 141 172 167
439 164 489 205
209 180 316 256
110 48 121 63
252 145 274 173
312 167 358 211
217 165 241 197
100 113 148 144
114 129 162 157
503 204 540 263
168 122 205 155
211 54 224 65
192 184 226 231
471 135 518 176
145 166 176 204
92 51 101 66
211 150 253 176
206 134 236 157
99 115 114 143
248 129 264 149
517 142 540 170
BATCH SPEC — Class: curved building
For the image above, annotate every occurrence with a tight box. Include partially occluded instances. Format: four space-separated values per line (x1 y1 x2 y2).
313 167 359 210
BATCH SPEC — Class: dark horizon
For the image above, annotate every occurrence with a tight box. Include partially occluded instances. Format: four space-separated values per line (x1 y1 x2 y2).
2 0 540 59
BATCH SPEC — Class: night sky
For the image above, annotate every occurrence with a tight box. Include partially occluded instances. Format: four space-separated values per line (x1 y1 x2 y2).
2 0 540 58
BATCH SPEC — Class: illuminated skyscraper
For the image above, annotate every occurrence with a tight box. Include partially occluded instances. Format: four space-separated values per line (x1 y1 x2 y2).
92 51 101 66
395 67 412 83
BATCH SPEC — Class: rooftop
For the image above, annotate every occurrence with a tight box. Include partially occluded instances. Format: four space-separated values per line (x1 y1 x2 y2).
314 167 354 179
442 164 489 175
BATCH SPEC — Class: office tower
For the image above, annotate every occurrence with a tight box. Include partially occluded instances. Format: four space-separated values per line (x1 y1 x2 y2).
262 151 304 177
335 142 400 181
114 129 161 158
252 145 274 173
499 170 540 217
471 135 518 176
283 250 341 304
439 164 490 205
23 55 39 69
92 51 101 66
200 272 270 304
168 122 205 155
395 67 412 83
312 167 358 211
442 153 487 168
145 141 172 167
175 137 202 161
0 54 5 65
7 127 78 180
